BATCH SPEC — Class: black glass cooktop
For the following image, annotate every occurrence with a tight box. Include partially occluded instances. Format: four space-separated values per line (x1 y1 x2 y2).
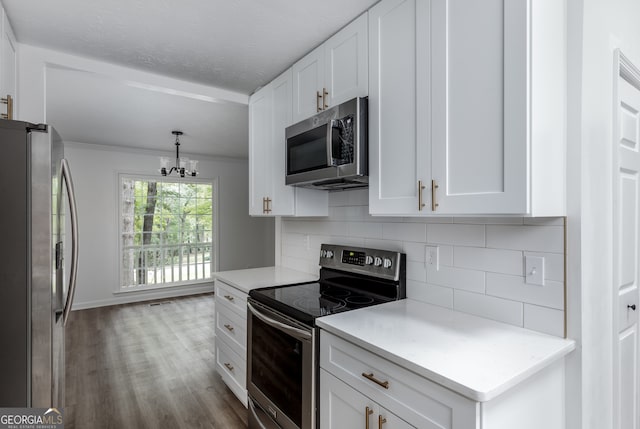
249 281 394 326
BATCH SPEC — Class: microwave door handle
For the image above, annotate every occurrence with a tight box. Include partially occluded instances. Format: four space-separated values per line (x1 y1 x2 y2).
326 119 336 167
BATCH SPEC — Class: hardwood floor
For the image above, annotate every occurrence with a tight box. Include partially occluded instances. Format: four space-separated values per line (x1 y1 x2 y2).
65 293 248 429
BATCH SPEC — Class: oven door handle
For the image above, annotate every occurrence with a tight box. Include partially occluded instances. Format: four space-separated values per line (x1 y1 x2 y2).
247 302 312 341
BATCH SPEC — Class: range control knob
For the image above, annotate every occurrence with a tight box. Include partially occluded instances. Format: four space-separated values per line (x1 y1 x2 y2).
383 258 393 269
373 256 383 267
365 255 374 265
320 250 326 258
326 250 334 258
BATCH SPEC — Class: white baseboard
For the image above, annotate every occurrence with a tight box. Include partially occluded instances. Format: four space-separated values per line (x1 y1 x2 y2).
71 284 215 310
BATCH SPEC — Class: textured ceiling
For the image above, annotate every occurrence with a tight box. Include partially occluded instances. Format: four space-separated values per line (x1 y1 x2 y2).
46 67 249 158
5 0 379 94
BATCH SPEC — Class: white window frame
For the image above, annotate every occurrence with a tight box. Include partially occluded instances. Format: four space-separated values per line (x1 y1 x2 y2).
116 173 219 293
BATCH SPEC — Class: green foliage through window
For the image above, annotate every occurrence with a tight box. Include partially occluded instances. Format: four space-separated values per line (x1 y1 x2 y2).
120 176 214 288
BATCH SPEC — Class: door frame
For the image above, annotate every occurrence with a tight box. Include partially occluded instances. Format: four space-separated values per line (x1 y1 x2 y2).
612 48 640 429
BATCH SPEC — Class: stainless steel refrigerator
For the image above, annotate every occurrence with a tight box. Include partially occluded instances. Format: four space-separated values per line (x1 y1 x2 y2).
0 119 78 407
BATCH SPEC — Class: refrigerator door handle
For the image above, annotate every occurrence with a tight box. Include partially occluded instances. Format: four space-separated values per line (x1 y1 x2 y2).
61 158 79 327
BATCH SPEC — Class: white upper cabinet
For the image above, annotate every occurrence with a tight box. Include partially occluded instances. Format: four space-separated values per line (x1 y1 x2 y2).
292 12 368 124
0 5 16 120
249 69 328 217
369 0 566 216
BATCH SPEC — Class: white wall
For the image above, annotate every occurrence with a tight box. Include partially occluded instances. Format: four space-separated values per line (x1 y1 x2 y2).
566 0 640 428
280 189 566 337
65 142 274 309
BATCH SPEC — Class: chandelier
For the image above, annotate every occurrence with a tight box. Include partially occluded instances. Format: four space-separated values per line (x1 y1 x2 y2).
160 131 198 177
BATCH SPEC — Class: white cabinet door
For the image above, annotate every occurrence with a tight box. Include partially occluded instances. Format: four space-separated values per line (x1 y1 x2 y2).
324 13 368 108
320 369 375 429
248 84 273 216
368 0 431 215
268 70 296 215
249 70 327 217
293 13 369 124
320 369 415 429
292 46 324 124
0 7 16 119
430 0 527 214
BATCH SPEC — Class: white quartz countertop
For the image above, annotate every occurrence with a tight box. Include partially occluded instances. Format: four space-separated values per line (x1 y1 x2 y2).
214 266 318 294
316 299 575 402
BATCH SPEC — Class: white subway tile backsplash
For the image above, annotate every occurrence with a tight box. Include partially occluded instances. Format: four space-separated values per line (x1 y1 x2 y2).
407 261 427 282
486 273 564 310
407 280 454 309
427 224 485 247
382 223 427 242
454 247 523 276
427 265 485 293
348 221 383 239
454 290 523 326
403 242 426 262
363 238 404 252
524 304 565 337
486 225 564 253
279 189 565 337
329 205 369 221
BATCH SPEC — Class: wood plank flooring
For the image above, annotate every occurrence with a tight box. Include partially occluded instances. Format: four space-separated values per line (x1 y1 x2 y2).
65 293 248 429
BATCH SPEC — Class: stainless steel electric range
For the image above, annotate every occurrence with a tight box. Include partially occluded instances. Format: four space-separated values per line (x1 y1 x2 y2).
247 244 406 429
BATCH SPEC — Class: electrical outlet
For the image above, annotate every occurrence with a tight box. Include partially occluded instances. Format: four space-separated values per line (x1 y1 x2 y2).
525 256 545 286
425 245 439 271
303 235 310 250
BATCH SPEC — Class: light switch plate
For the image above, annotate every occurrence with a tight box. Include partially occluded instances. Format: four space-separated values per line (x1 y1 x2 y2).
425 245 439 271
525 256 545 286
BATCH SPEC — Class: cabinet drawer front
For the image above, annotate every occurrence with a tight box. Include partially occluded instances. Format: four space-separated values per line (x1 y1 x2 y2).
215 280 247 317
216 304 247 356
320 331 477 429
216 337 247 398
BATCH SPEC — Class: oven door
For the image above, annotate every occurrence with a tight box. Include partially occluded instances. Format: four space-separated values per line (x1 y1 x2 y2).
247 300 316 429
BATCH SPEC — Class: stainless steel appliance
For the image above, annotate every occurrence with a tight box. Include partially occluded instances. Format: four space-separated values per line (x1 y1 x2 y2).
0 119 79 407
247 244 406 429
285 97 368 190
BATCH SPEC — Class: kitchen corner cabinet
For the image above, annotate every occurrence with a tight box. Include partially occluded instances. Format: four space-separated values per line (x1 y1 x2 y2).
292 12 368 123
369 0 565 216
249 69 328 217
320 330 566 429
0 4 16 120
214 279 249 406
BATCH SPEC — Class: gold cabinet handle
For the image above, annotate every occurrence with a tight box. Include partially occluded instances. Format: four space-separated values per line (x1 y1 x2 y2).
365 407 373 429
323 88 329 109
224 295 234 302
418 180 426 211
224 324 234 332
431 179 439 211
362 372 389 389
317 91 323 112
265 197 272 214
378 415 387 428
1 94 13 120
224 362 234 372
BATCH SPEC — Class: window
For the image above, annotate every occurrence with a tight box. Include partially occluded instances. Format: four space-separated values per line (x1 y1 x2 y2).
119 175 216 290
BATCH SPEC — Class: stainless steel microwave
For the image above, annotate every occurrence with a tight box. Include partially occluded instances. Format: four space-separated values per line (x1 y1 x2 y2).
285 97 367 190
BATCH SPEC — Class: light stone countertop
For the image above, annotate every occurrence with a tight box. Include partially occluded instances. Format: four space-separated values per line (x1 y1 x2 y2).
316 298 576 402
214 266 318 294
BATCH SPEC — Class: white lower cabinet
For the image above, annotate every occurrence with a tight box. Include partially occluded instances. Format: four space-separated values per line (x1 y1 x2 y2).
214 279 248 406
321 369 414 429
320 330 567 429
